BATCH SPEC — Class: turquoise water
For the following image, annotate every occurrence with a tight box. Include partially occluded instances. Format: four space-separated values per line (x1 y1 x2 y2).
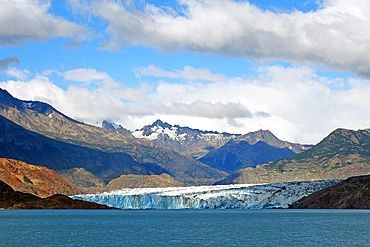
0 209 369 246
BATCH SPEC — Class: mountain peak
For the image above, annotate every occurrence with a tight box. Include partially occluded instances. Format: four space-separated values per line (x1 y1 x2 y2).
0 88 24 109
238 129 277 143
151 119 172 129
0 88 80 124
102 120 123 130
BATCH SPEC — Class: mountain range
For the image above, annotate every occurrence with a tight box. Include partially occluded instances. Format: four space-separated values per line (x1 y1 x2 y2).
0 88 226 186
216 128 370 184
130 119 311 173
199 130 311 173
132 119 239 159
1 87 370 206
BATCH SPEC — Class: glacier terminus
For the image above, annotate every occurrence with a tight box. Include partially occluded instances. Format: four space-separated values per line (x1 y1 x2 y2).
71 180 340 209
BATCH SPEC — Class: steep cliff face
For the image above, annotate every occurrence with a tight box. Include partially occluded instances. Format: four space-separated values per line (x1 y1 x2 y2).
216 128 370 185
290 175 370 209
0 158 82 198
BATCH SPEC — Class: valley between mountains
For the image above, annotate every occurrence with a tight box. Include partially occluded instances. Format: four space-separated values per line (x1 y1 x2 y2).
0 88 370 209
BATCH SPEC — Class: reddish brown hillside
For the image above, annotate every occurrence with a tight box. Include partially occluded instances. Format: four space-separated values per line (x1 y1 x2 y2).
0 158 82 197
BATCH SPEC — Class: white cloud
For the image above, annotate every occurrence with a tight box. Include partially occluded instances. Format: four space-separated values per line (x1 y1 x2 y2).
2 64 370 144
4 67 31 80
134 65 227 81
166 101 252 118
63 68 120 88
0 0 87 47
76 0 370 78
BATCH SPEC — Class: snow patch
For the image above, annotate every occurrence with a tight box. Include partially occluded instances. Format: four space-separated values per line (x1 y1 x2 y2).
22 102 35 109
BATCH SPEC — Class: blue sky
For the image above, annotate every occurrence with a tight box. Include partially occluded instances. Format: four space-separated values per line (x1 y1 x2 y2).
1 0 370 144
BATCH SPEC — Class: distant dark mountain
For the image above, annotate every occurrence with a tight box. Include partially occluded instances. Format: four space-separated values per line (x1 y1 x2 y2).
0 89 227 185
199 139 294 173
289 175 370 209
200 130 311 173
234 130 311 153
216 128 370 185
132 119 239 159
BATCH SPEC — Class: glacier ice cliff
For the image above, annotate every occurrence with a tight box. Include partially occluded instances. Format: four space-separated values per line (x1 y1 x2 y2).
71 180 340 209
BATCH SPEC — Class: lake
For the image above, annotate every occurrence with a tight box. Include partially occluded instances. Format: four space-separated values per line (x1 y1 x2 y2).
0 209 369 246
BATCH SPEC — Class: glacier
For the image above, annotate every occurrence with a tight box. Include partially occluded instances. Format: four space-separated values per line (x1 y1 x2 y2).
71 180 340 209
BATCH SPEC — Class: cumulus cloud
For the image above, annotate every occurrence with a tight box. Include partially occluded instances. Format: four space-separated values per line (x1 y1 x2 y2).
0 56 20 70
75 0 370 78
3 64 370 144
0 0 87 47
134 65 227 81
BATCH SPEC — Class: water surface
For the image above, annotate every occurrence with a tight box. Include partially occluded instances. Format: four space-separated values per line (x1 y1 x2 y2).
1 209 369 246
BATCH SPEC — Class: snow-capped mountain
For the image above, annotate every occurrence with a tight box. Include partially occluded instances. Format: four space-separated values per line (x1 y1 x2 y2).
131 120 312 169
132 119 239 158
71 179 341 209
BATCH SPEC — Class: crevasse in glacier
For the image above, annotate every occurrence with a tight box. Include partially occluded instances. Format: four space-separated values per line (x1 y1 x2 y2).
71 180 340 209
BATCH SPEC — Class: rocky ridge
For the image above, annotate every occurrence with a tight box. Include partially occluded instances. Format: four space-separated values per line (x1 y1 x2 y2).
0 115 165 182
131 119 239 159
199 130 311 173
0 89 227 185
131 120 311 173
216 128 370 185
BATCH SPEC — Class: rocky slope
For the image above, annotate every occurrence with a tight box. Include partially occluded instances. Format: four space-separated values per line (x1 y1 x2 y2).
289 175 370 209
131 119 238 159
0 89 227 185
107 173 184 189
102 120 133 137
0 158 82 197
0 115 165 181
199 130 311 173
0 180 113 209
58 168 107 188
216 128 370 184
